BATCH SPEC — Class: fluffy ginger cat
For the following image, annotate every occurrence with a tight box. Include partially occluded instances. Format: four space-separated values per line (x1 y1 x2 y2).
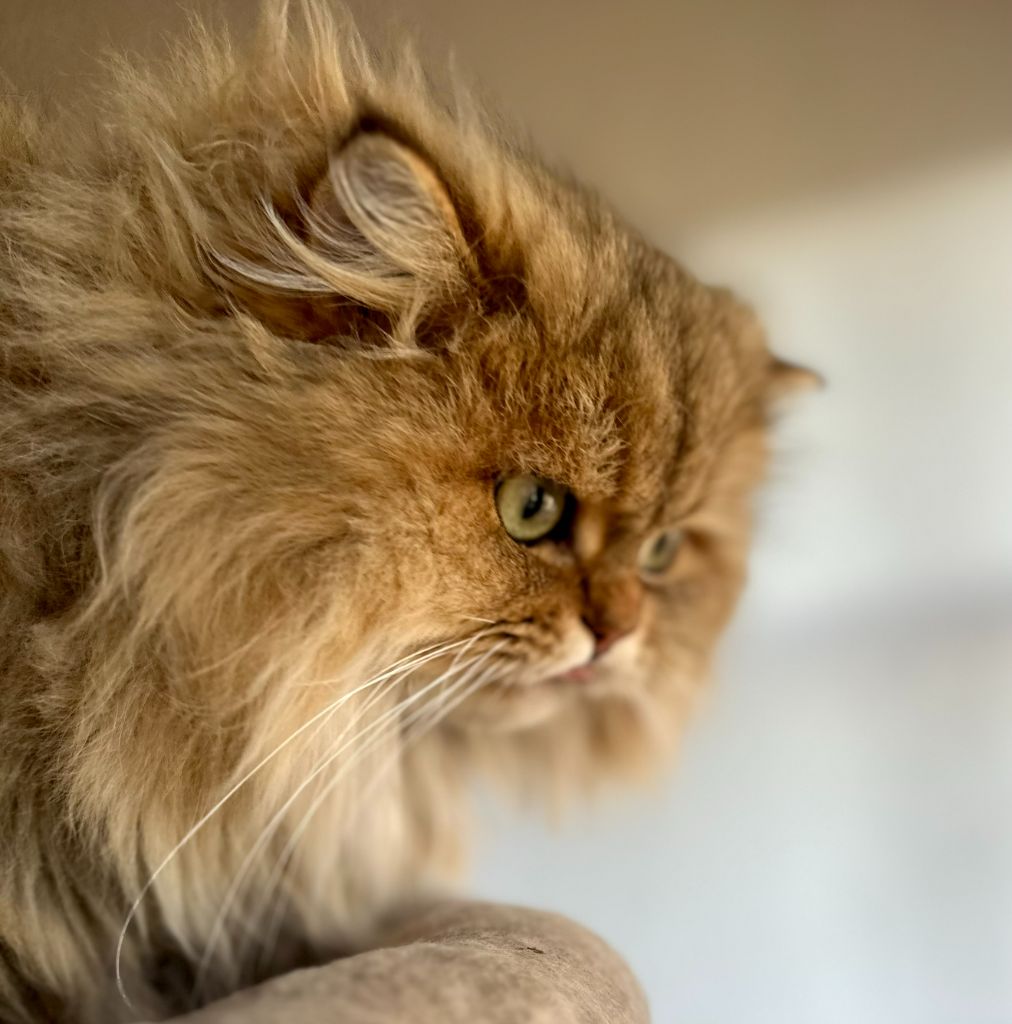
0 2 811 1021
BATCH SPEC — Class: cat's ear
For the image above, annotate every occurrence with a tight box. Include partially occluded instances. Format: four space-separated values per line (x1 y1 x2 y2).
220 131 475 344
306 131 473 303
766 356 824 400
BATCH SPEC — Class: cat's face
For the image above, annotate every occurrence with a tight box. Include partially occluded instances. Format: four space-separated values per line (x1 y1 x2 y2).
324 288 773 736
258 128 799 739
165 115 807 765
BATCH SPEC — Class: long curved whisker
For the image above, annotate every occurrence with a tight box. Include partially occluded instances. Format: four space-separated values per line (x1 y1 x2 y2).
115 631 483 1009
253 641 505 956
193 658 472 992
230 642 434 971
190 631 493 994
351 650 504 815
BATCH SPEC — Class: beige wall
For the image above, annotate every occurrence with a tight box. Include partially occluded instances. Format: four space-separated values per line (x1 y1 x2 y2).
3 0 1011 231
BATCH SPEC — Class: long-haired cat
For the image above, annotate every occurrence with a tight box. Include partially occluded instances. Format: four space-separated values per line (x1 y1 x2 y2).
0 2 812 1020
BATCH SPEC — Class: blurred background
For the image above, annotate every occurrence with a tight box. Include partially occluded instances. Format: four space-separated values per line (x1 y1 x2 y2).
3 1 1011 1020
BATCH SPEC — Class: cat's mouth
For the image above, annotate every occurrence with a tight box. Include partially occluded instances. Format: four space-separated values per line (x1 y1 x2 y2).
391 625 642 734
395 618 643 731
492 628 597 689
484 631 641 694
553 662 597 684
531 627 643 690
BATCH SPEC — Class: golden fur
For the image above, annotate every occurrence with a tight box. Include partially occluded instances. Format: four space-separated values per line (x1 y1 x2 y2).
0 3 808 1020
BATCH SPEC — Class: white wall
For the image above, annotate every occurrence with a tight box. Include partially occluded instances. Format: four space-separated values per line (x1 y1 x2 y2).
471 153 1012 1024
678 153 1012 621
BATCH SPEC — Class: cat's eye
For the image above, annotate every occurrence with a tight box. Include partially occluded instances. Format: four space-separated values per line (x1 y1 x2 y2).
638 528 684 576
495 475 569 543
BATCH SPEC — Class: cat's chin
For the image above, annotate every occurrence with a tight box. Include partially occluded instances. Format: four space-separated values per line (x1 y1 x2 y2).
449 678 577 732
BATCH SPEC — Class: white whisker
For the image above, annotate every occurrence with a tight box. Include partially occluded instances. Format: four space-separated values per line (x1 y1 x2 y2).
190 631 493 994
114 632 481 1009
231 653 415 968
254 643 504 958
353 649 504 812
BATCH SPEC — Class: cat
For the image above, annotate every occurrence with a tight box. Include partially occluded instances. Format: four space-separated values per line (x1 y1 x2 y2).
0 2 814 1020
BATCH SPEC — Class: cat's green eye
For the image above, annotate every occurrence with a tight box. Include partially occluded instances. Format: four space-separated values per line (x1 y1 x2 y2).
638 528 684 576
496 475 568 543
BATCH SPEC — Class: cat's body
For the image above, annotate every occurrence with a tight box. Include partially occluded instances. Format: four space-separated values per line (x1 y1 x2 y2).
0 4 807 1021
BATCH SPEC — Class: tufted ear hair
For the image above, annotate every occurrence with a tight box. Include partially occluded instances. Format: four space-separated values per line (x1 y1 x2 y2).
307 130 472 304
217 129 476 346
766 355 824 399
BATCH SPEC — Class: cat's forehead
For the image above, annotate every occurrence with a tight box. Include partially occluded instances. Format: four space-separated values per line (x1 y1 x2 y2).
445 265 752 520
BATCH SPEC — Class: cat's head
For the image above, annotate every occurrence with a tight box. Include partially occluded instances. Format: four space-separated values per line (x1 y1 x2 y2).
34 11 814 807
205 118 811 749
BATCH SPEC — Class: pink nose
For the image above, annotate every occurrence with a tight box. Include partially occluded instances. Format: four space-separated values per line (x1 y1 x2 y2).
582 573 642 662
584 621 634 660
